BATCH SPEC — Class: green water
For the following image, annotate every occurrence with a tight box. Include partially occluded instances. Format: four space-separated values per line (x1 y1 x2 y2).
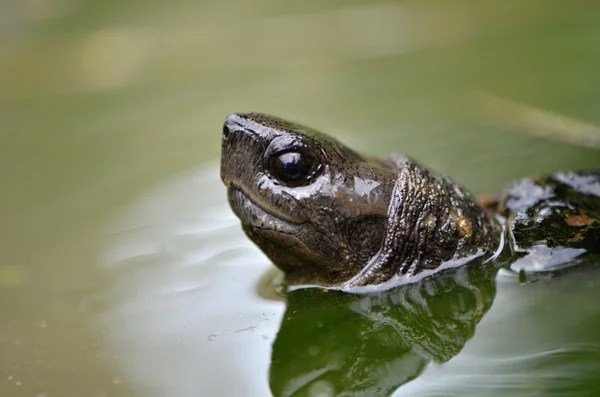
1 1 600 396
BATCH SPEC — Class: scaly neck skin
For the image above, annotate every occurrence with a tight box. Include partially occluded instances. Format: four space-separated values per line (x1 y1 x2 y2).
344 159 503 288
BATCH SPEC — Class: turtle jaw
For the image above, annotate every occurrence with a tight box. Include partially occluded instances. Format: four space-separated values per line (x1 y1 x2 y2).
227 187 303 235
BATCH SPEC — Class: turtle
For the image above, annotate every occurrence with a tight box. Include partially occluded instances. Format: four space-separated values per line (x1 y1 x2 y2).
220 113 600 290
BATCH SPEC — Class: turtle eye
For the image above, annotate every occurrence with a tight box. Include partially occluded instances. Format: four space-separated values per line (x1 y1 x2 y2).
269 151 319 186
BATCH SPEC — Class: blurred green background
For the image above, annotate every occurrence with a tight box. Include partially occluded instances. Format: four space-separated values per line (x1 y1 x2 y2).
1 1 600 396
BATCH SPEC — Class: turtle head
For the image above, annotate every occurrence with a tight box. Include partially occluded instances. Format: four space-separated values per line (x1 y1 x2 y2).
220 113 397 286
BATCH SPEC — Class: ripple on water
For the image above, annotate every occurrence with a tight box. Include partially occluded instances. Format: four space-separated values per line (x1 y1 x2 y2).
392 267 600 396
96 163 285 397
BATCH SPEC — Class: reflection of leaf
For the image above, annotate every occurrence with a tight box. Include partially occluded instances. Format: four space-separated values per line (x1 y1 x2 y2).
270 263 498 397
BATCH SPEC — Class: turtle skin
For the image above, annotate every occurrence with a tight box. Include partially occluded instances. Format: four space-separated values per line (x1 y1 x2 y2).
498 170 600 272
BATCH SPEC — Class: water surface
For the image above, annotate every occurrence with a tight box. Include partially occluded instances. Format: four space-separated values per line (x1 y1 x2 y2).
1 1 600 396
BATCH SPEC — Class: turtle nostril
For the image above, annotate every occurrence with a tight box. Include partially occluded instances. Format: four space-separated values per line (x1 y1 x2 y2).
222 124 230 139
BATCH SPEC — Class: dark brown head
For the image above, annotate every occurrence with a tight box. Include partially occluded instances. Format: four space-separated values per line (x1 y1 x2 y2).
220 113 397 286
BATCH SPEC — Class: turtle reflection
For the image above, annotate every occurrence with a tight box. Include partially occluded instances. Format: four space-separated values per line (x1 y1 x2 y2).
269 263 498 397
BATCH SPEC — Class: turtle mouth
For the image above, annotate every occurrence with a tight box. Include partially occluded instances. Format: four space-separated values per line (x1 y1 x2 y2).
227 187 305 234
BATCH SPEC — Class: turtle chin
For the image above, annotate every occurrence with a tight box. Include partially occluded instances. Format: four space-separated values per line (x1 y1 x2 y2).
227 188 337 284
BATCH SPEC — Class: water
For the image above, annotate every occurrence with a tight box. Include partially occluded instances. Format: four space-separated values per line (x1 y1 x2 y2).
1 1 600 396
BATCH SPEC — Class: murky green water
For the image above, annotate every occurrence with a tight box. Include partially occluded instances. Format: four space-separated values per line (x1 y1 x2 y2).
2 1 600 396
